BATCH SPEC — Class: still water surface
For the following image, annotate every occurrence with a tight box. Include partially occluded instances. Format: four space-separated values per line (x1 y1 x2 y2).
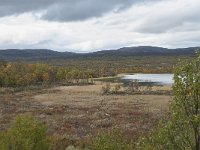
122 74 174 85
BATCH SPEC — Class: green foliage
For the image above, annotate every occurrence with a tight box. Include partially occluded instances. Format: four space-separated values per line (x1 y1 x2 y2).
136 53 200 150
0 116 51 150
89 129 134 150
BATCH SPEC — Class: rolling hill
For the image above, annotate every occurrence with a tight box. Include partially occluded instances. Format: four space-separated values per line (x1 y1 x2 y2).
0 46 199 61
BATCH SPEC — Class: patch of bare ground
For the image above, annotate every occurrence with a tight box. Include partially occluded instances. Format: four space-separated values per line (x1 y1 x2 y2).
0 83 171 142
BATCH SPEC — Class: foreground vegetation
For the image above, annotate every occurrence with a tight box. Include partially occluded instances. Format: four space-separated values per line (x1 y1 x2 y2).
0 116 50 150
0 54 199 149
137 53 200 149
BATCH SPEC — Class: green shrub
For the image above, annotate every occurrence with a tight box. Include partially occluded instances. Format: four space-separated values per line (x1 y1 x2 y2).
0 116 51 150
89 129 133 150
136 53 200 150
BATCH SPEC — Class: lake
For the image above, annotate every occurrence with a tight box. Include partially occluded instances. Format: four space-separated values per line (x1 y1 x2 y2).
122 74 174 86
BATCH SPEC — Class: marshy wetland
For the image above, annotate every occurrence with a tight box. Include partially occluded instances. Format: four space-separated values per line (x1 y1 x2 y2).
0 73 172 148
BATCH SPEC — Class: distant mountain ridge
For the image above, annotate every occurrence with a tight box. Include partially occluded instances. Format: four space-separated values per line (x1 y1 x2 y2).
0 49 77 60
0 46 199 60
91 46 198 57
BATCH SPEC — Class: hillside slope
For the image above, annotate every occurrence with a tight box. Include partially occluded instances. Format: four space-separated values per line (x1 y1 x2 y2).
0 46 198 60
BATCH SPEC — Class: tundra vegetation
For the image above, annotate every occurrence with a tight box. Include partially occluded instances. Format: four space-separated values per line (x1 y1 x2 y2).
0 54 199 149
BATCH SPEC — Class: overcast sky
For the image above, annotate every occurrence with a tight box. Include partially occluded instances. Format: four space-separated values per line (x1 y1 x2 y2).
0 0 199 52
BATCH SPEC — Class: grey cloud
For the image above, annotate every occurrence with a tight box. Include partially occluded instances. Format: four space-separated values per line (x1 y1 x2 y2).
0 0 56 16
136 16 200 34
134 1 200 34
0 0 147 21
42 0 136 22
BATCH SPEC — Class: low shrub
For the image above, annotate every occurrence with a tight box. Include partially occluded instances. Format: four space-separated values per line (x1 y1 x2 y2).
89 129 134 150
101 83 111 94
112 84 121 94
0 115 51 150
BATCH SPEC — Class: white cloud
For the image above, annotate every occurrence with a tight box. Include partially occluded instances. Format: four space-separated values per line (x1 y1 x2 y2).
0 0 199 52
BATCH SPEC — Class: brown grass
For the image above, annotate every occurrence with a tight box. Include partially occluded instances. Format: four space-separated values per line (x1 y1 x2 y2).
0 83 171 144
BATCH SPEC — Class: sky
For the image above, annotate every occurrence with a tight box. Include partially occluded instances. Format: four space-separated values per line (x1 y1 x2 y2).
0 0 200 52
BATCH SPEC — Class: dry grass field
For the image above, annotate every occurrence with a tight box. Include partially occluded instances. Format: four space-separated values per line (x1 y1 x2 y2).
0 82 171 144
